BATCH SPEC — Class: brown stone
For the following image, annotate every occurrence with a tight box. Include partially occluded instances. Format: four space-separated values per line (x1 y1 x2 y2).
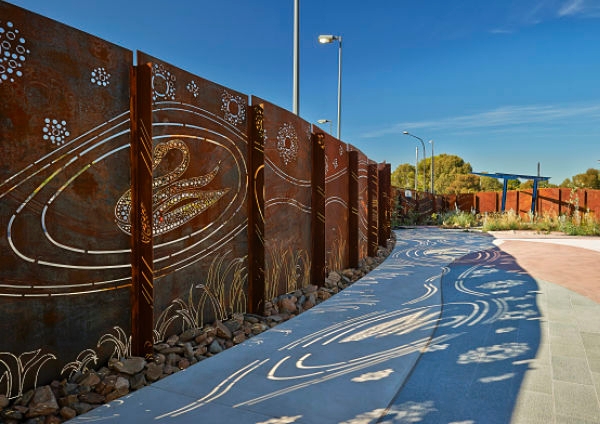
214 321 232 339
233 332 246 344
194 332 208 345
45 415 62 424
145 362 164 382
58 394 78 408
109 357 146 375
0 394 8 408
60 406 77 420
177 358 191 370
72 401 94 415
26 386 59 417
179 327 204 342
278 297 297 314
251 323 269 334
78 371 101 387
78 391 105 404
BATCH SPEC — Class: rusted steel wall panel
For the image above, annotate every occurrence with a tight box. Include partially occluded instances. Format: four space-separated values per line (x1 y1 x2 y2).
367 162 379 257
476 192 498 213
538 188 561 216
129 63 154 357
519 190 534 216
311 133 326 284
0 3 133 395
137 53 250 335
378 163 391 245
349 146 369 262
348 151 359 268
253 97 313 300
585 189 600 215
505 190 519 213
324 133 349 272
247 105 265 314
456 193 476 212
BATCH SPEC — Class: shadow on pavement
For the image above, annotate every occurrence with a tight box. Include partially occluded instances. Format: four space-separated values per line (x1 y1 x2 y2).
382 246 542 424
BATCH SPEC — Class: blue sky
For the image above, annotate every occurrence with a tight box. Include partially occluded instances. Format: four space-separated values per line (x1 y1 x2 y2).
8 0 600 184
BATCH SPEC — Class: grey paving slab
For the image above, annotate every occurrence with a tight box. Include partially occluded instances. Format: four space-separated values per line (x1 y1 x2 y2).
71 228 600 423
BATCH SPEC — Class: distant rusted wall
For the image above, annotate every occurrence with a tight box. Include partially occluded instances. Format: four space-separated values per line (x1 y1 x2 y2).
453 188 600 216
476 192 498 213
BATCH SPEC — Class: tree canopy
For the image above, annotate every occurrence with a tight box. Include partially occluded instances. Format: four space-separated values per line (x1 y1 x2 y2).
392 155 598 194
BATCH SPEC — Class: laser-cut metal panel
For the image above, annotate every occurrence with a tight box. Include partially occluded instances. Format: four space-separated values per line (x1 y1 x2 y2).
538 188 561 216
0 3 133 395
254 97 313 298
377 163 391 246
367 162 379 257
476 192 498 213
349 145 369 262
584 189 600 215
324 133 349 272
137 53 249 327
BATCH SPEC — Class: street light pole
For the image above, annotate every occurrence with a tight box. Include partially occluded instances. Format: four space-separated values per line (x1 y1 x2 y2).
403 131 427 192
429 139 434 194
318 34 342 139
414 146 419 193
292 0 299 115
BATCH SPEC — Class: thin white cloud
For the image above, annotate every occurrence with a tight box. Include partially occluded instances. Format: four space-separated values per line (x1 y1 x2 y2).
361 103 600 138
559 0 585 15
558 0 600 17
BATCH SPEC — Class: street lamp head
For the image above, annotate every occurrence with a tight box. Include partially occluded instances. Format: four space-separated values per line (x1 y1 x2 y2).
403 131 409 135
317 119 331 124
318 34 339 44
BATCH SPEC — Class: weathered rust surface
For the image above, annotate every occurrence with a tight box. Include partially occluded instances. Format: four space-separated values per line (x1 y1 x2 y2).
378 163 391 245
324 133 350 272
311 132 326 284
130 63 154 358
349 146 369 261
348 151 359 268
0 3 394 398
247 105 265 313
367 162 379 257
0 2 133 395
137 53 250 328
254 97 313 298
476 192 499 213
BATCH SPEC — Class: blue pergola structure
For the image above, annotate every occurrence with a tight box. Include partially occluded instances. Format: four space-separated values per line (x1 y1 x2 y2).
471 172 551 213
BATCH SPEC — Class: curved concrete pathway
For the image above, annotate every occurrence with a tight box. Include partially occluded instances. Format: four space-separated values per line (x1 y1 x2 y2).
73 228 600 423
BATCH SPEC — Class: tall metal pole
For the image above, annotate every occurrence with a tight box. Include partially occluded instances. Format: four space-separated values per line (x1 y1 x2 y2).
403 131 427 192
292 0 299 115
318 34 342 139
336 36 342 139
430 139 435 194
414 146 419 193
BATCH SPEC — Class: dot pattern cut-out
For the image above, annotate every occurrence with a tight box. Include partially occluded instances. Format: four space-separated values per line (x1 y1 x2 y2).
152 63 176 101
42 118 70 146
276 123 299 166
90 67 110 86
0 20 30 84
221 90 247 126
186 80 199 98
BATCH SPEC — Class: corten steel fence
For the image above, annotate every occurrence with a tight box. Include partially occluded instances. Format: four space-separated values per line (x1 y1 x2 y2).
0 2 392 399
393 187 600 223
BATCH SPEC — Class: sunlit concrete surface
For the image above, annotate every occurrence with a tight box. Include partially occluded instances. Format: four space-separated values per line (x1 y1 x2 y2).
72 228 600 423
